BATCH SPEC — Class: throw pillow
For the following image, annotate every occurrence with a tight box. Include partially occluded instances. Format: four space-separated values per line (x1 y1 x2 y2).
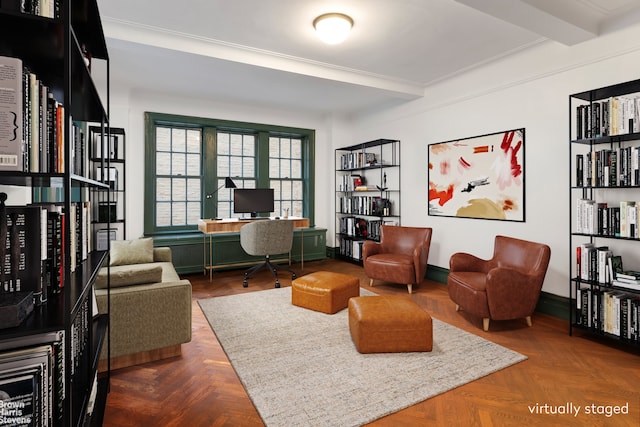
95 264 163 289
110 238 154 266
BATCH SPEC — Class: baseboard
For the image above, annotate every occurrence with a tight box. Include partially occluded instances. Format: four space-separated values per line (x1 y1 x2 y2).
98 344 182 372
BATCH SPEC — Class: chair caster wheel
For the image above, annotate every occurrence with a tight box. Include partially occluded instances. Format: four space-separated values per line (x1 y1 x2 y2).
242 280 248 288
275 282 280 288
292 273 297 280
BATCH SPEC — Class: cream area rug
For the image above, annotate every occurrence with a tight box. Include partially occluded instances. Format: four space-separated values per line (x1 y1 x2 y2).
198 287 527 427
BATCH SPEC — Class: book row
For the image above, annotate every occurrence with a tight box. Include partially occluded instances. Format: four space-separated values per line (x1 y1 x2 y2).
0 330 65 426
338 238 364 261
338 152 377 170
577 244 640 290
575 199 639 238
0 0 62 18
576 286 640 343
575 147 640 188
338 216 385 241
575 93 640 139
338 195 392 217
0 197 93 307
0 55 90 175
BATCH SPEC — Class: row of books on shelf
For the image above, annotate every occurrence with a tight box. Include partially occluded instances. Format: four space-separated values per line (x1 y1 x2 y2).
576 286 640 343
577 245 640 290
575 199 640 237
338 216 386 241
575 147 640 188
575 93 640 139
0 0 62 18
0 55 89 175
338 238 364 261
338 195 392 216
338 152 377 170
0 330 65 426
0 197 93 307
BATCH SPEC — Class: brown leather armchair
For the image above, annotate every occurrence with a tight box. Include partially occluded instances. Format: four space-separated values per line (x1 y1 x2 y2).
447 235 551 331
362 225 432 294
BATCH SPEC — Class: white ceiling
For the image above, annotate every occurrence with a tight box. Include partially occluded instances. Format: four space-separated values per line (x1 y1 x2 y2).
97 0 640 115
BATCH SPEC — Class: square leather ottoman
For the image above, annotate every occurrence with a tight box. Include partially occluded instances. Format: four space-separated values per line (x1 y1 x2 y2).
291 271 360 314
348 296 433 353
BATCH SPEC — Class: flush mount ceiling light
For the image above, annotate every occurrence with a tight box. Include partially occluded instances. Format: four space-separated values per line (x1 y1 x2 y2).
313 13 353 45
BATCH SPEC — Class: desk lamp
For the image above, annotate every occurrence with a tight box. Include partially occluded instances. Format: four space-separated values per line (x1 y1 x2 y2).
206 177 237 220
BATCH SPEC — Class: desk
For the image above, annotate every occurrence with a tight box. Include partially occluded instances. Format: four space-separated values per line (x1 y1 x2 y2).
198 217 310 281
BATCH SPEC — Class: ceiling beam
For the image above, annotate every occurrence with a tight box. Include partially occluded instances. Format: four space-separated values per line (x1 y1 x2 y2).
102 17 424 99
455 0 599 45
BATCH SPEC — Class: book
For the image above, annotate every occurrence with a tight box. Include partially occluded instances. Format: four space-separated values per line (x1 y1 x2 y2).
617 270 640 280
0 55 24 171
1 205 45 303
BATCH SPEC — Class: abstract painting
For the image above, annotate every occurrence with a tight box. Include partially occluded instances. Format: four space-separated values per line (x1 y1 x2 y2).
428 128 525 221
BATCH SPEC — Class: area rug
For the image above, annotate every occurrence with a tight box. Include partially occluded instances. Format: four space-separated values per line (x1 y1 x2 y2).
198 288 527 427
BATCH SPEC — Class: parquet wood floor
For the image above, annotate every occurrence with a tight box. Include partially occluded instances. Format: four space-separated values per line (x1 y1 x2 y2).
102 259 640 427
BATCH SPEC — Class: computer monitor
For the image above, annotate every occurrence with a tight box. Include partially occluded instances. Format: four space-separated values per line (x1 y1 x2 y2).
233 188 274 218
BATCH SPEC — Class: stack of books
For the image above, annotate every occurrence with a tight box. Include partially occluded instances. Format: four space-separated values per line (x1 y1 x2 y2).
612 270 640 290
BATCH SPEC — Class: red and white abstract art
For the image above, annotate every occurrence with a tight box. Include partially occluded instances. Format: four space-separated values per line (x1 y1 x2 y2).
428 128 525 221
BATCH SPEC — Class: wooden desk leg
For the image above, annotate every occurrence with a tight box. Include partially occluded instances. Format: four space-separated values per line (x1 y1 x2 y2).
209 233 213 282
301 228 304 273
202 234 206 277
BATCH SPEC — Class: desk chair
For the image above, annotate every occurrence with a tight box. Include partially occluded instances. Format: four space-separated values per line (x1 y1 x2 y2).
240 219 296 288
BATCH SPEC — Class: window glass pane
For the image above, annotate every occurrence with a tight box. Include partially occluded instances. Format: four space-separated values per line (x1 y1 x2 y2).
230 157 243 177
172 128 186 152
292 200 303 217
280 138 290 157
187 178 200 200
292 181 303 199
269 137 279 156
282 180 292 199
217 157 230 177
186 153 200 175
172 153 186 176
291 159 302 179
218 133 230 154
292 139 302 158
243 135 255 156
172 202 186 225
156 127 171 151
156 152 171 175
172 178 186 200
271 180 281 196
230 134 243 155
270 158 279 178
281 159 290 179
187 201 201 224
156 202 171 226
243 157 254 176
156 178 171 201
186 130 201 153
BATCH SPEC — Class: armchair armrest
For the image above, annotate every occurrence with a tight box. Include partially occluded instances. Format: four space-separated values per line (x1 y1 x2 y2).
449 252 491 273
362 240 381 261
153 247 172 262
413 243 430 282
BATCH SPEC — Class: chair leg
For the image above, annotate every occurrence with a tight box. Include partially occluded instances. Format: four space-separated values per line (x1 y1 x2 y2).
483 318 490 331
455 304 460 312
369 278 374 287
525 316 532 327
407 284 412 294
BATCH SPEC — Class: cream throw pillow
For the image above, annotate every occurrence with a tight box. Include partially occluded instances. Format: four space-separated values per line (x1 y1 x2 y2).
110 238 154 266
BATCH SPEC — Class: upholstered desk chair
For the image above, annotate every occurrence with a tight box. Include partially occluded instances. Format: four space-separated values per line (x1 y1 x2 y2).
447 235 551 331
362 225 432 294
240 219 296 288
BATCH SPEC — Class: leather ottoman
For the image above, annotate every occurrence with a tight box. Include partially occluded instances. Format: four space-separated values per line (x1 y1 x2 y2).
291 271 360 314
348 296 433 353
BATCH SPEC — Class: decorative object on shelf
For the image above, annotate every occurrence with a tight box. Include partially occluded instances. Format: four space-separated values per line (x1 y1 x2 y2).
428 128 525 222
0 291 33 329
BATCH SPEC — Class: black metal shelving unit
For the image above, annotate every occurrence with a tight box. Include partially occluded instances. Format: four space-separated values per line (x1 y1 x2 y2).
569 78 640 349
0 1 112 425
335 139 400 263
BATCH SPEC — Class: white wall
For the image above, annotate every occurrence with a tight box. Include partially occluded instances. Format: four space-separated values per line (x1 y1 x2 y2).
345 21 640 298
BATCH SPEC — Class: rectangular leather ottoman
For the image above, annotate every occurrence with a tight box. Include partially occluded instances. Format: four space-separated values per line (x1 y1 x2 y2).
349 295 433 353
292 271 360 314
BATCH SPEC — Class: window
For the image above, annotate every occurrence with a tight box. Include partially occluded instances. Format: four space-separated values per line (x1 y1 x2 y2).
144 112 315 235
